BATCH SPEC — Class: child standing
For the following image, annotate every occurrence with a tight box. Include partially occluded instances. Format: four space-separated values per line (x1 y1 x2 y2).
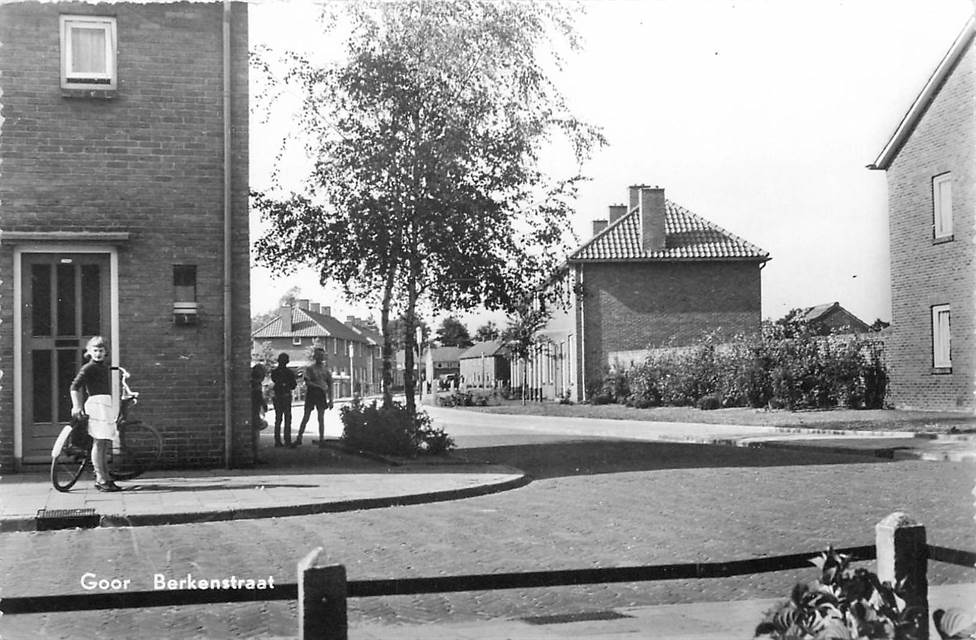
270 353 297 447
294 347 333 447
70 336 120 492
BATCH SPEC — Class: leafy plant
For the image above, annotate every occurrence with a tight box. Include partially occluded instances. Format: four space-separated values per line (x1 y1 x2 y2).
754 547 924 640
340 397 454 457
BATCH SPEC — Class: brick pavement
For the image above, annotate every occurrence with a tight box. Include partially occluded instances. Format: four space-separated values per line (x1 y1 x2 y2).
2 454 974 639
2 406 975 639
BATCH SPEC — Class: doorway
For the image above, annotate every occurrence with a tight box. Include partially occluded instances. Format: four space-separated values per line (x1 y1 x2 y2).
20 253 111 462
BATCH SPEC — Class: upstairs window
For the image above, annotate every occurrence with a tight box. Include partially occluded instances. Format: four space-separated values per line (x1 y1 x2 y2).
60 15 117 90
931 304 951 370
932 173 953 240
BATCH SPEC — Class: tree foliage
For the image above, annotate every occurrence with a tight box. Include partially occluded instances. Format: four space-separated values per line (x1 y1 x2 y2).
436 316 473 348
474 321 501 342
252 0 604 412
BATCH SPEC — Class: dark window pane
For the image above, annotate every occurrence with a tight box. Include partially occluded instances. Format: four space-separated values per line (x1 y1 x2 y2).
31 264 52 337
32 350 53 424
57 349 79 424
57 263 77 336
81 264 101 335
173 265 196 302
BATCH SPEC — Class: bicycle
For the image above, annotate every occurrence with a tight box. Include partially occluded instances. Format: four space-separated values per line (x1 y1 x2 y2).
50 367 163 492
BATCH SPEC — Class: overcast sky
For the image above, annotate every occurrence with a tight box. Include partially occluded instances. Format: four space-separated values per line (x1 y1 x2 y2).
249 0 973 330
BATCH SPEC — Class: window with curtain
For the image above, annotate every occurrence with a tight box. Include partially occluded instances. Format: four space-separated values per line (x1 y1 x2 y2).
60 15 117 90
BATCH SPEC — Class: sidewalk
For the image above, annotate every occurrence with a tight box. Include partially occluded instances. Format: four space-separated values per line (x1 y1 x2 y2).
351 583 976 639
0 439 527 532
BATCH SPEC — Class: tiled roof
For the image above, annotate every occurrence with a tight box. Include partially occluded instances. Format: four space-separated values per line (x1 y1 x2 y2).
802 303 838 323
570 201 769 262
252 308 365 342
459 340 508 359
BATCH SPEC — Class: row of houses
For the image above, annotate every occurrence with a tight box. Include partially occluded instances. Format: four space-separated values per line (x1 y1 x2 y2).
0 1 970 474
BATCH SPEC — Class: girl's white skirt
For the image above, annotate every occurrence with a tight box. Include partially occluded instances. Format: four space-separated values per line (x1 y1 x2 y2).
85 395 117 441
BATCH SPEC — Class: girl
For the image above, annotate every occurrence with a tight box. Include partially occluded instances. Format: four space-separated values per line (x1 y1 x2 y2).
70 336 120 492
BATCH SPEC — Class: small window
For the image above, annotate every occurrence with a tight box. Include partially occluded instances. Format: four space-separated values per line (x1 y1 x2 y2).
292 337 302 346
931 304 951 370
932 173 953 240
60 15 117 90
173 265 196 301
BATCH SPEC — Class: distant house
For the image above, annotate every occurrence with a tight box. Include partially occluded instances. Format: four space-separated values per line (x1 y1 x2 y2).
0 1 251 471
797 302 871 335
424 346 463 390
251 301 380 398
459 341 510 389
514 184 770 403
868 16 974 411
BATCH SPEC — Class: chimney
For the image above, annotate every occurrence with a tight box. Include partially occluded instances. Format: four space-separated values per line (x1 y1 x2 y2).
346 315 357 325
628 184 649 210
608 204 627 224
640 186 667 253
592 219 608 236
310 302 320 314
278 306 292 333
297 299 309 310
321 306 331 316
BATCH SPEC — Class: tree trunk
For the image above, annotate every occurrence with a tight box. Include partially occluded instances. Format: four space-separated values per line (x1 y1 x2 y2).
521 356 528 406
379 270 396 410
403 275 420 416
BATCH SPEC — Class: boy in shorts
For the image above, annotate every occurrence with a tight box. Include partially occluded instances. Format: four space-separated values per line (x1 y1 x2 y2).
294 347 333 446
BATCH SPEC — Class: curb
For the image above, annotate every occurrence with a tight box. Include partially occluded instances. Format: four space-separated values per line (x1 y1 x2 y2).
0 471 531 533
655 433 976 463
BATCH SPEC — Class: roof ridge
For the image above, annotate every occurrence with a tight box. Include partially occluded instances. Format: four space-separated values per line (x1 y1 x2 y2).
869 15 976 170
668 200 769 258
570 206 639 259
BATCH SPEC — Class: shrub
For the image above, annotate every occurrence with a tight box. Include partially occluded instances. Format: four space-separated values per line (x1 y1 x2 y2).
755 547 924 640
340 397 455 457
619 327 889 413
696 394 722 410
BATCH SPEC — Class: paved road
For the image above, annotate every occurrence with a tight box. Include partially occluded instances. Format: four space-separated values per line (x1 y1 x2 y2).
2 407 973 639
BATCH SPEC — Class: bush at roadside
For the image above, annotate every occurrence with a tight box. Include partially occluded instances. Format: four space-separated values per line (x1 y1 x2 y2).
340 397 455 457
593 326 888 411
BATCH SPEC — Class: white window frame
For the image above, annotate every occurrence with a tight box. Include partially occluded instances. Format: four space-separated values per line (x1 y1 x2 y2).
932 173 953 239
931 304 951 369
292 337 302 346
60 15 117 90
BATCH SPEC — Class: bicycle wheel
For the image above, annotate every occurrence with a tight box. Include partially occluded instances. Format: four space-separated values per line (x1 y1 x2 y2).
108 420 162 481
51 438 88 492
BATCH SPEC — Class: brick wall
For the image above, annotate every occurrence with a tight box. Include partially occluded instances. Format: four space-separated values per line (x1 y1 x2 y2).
885 40 975 411
0 1 251 470
581 261 763 391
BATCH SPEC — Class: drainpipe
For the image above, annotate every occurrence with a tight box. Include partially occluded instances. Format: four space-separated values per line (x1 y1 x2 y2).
222 0 233 468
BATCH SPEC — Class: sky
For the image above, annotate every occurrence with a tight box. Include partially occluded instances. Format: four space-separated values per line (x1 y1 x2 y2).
248 0 974 331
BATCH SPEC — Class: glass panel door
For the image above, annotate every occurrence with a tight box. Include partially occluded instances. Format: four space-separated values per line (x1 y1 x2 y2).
22 253 110 462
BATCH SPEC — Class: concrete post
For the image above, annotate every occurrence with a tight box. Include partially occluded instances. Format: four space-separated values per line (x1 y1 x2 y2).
298 548 347 640
876 512 928 640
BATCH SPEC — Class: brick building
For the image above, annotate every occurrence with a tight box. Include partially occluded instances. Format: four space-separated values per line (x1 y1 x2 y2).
798 302 871 335
514 184 769 402
0 1 251 471
251 302 382 398
458 341 510 389
868 16 975 411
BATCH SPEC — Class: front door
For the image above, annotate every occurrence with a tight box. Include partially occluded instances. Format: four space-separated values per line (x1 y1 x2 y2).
21 253 111 463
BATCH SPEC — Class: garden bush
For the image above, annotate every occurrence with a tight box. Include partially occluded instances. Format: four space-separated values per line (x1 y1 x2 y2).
621 325 889 412
340 397 455 457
